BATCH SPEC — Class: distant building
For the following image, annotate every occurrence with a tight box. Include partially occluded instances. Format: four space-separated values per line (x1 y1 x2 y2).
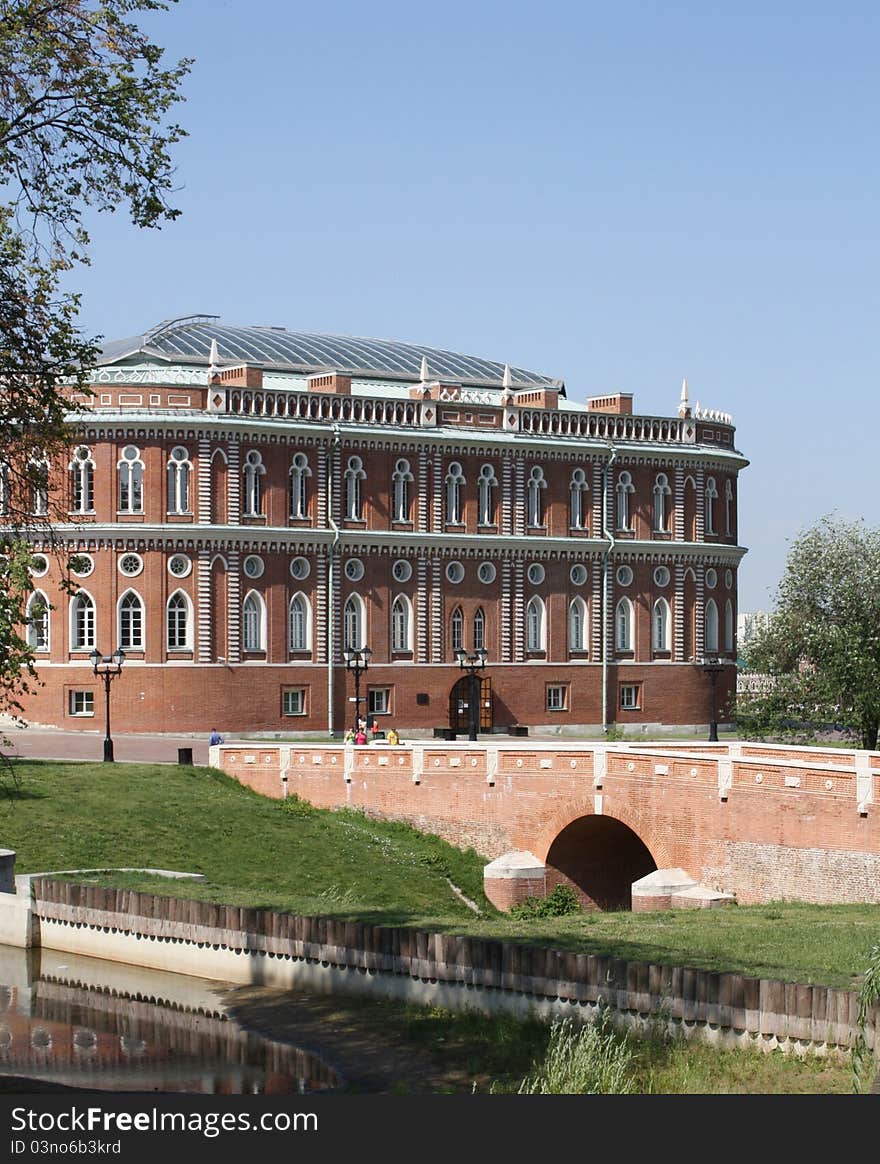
6 315 748 736
737 610 770 652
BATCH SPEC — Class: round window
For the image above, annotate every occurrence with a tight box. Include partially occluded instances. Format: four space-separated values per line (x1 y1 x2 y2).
527 563 545 586
290 556 311 580
570 564 588 586
654 566 670 587
29 554 49 577
446 561 464 584
243 555 264 579
168 554 191 578
345 558 364 582
392 559 412 583
478 562 496 584
616 565 633 586
705 568 717 589
118 553 143 577
69 553 93 578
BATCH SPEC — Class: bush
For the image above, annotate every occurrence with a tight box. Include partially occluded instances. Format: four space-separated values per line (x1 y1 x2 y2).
509 884 581 919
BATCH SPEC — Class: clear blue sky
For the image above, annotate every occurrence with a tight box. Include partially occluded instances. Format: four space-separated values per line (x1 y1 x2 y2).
71 0 880 611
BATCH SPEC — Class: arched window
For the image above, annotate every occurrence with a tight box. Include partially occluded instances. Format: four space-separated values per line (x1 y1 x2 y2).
725 599 734 653
242 450 265 517
344 456 366 521
166 446 192 514
0 460 8 515
289 453 311 520
391 458 413 523
27 591 49 651
29 457 49 517
652 598 671 652
166 590 191 651
569 468 588 529
117 445 144 513
242 591 265 652
343 594 365 651
445 462 465 524
69 446 94 513
527 466 546 527
705 598 719 653
477 464 497 526
705 476 718 535
725 479 733 536
450 605 464 653
391 594 411 652
653 473 671 533
118 590 144 650
615 598 633 652
616 471 634 531
526 597 545 651
568 596 588 653
473 606 486 652
70 591 95 650
289 592 311 652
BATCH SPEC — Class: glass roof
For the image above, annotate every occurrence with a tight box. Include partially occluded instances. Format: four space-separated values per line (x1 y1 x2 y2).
98 316 564 390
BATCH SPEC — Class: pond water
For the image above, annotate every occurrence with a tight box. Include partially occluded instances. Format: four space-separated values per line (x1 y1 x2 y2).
0 944 342 1094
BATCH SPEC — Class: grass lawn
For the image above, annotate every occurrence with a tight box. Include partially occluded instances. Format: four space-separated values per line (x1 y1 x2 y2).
1 759 878 989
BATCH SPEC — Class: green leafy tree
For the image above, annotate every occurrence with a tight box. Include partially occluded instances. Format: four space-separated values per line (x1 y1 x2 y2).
736 516 880 749
0 1 190 720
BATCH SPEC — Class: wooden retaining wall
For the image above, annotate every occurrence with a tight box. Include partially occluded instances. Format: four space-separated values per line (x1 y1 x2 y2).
31 879 879 1062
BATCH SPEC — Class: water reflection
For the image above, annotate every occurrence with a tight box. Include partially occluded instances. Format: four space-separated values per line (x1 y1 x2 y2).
0 945 341 1094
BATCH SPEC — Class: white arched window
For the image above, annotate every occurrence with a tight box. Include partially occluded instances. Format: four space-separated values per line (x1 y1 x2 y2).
445 462 465 524
473 607 486 652
70 591 95 650
616 471 634 531
28 457 49 517
570 468 588 529
450 605 464 653
289 453 311 520
69 446 95 513
526 596 545 651
725 599 734 653
391 594 412 652
343 594 365 650
166 590 192 651
166 446 192 514
705 598 719 653
242 450 265 517
705 476 718 534
27 590 49 651
527 466 546 527
391 458 413 523
477 464 497 526
653 473 671 533
568 596 588 653
118 590 144 650
344 456 366 521
118 445 144 513
242 591 266 652
0 460 8 515
652 598 671 652
725 479 733 536
289 592 311 652
615 597 633 652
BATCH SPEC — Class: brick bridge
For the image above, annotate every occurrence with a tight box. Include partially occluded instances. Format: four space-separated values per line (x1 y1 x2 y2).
215 739 880 912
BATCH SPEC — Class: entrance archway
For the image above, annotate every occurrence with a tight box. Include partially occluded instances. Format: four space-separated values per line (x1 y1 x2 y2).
546 815 656 911
449 675 493 735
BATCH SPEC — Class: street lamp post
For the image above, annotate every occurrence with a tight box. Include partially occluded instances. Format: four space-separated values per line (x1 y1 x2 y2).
343 645 372 736
699 655 724 743
455 647 488 742
89 648 126 762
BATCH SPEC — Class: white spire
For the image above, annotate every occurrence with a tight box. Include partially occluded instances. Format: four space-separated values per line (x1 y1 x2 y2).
680 377 688 405
419 354 429 383
678 376 692 419
503 363 512 389
208 339 220 378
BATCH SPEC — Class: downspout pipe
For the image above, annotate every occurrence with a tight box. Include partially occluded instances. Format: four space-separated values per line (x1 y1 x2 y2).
601 443 617 735
327 423 341 736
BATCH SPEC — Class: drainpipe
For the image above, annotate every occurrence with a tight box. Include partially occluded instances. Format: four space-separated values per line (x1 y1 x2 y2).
327 423 341 735
601 443 617 734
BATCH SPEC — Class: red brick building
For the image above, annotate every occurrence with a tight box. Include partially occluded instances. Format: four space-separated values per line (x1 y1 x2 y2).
9 314 747 736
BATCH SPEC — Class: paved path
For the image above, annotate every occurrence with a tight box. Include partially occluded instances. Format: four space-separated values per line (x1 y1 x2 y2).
1 726 214 766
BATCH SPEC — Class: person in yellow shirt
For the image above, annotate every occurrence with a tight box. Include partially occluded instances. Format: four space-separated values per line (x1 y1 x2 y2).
386 727 400 746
